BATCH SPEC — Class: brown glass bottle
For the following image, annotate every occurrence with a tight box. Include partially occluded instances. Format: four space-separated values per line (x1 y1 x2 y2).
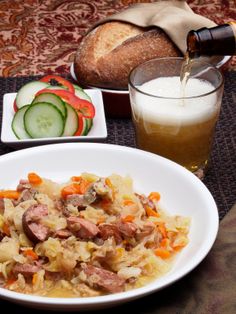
186 22 236 58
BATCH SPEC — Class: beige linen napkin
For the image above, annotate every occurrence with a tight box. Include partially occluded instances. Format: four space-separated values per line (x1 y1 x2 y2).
92 0 216 54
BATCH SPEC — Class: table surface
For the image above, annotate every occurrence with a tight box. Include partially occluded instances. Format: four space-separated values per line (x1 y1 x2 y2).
0 71 235 313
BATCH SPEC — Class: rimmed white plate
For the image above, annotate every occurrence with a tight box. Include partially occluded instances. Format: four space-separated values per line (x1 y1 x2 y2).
0 143 219 310
1 90 107 148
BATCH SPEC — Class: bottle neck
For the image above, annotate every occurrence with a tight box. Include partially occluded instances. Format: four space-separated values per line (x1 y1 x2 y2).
187 23 236 58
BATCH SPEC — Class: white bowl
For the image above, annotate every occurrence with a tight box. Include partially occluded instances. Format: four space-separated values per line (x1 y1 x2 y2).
0 143 219 310
1 90 107 148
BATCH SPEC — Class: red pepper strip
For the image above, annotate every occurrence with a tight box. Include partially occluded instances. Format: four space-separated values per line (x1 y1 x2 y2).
36 89 95 119
39 75 75 93
13 99 18 112
74 113 84 136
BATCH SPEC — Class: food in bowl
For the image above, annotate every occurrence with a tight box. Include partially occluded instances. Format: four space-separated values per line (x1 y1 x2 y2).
0 172 190 297
74 21 181 90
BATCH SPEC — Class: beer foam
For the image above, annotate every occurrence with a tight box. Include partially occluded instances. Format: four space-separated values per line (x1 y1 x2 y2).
133 77 219 125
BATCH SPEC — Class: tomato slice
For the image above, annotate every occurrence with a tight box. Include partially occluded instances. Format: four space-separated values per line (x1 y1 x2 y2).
39 75 75 94
74 114 84 136
36 89 95 119
13 98 18 112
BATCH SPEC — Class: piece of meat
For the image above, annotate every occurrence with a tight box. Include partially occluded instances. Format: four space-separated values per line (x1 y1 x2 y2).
54 229 73 239
22 204 49 243
67 216 99 239
65 194 89 209
136 221 155 240
18 189 36 202
12 262 42 278
98 223 122 243
135 193 155 210
81 263 125 293
117 221 138 238
0 231 4 241
16 180 31 192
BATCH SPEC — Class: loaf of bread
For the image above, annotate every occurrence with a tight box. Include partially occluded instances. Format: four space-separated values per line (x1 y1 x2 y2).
74 21 182 90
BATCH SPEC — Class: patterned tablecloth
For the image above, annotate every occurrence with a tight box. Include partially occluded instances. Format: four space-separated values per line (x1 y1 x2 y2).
0 0 235 77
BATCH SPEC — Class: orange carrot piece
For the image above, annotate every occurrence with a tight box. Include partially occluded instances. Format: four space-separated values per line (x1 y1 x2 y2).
4 278 16 288
158 223 168 238
145 206 159 217
154 248 171 259
23 249 38 261
79 179 91 194
32 273 38 285
105 178 115 199
160 238 169 248
71 176 82 182
123 199 136 206
28 172 42 185
148 192 161 202
2 222 10 236
96 217 106 225
121 215 135 223
61 184 80 198
0 190 20 199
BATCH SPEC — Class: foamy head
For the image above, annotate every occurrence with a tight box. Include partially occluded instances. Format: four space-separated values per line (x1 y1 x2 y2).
132 77 219 125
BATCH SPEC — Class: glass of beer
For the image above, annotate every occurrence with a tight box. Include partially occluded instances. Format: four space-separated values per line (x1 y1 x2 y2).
128 57 224 176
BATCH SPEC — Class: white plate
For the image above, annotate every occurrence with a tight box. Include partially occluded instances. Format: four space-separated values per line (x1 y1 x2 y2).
0 143 219 310
1 90 107 148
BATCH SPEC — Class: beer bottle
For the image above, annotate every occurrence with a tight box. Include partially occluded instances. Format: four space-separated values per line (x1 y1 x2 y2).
186 22 236 58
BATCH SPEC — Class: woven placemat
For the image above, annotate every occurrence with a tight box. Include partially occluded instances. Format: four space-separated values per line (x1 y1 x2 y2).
0 73 235 219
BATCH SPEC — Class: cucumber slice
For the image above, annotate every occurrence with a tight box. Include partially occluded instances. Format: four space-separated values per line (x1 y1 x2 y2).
24 102 64 138
11 105 31 139
81 117 88 136
81 118 93 135
73 84 83 91
86 118 93 133
16 81 49 109
74 89 92 102
62 103 79 136
32 93 67 118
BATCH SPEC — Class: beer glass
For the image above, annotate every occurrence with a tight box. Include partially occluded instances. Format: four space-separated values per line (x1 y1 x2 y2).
128 58 224 176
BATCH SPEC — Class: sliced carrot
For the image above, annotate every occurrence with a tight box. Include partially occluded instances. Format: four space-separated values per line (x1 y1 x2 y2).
32 273 38 285
154 248 171 259
121 215 135 223
61 184 79 198
158 223 168 238
71 176 82 182
145 206 159 218
123 199 136 206
4 278 16 288
160 238 169 248
96 216 106 225
105 178 115 199
79 179 91 194
23 249 38 261
28 172 42 185
0 190 20 199
148 192 161 202
2 222 10 236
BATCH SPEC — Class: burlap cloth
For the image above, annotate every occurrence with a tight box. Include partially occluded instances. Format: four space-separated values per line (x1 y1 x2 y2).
92 0 216 54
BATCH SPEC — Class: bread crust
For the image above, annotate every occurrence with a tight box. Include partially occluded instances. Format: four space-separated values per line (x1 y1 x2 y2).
74 21 182 90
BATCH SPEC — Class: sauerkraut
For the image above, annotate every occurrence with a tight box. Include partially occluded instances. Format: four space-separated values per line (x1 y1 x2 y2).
0 172 190 297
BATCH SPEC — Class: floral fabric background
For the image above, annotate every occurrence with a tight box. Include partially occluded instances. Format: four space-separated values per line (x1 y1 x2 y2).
0 0 235 77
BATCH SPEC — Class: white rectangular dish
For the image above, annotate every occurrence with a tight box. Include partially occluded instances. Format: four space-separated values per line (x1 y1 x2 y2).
1 90 107 148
